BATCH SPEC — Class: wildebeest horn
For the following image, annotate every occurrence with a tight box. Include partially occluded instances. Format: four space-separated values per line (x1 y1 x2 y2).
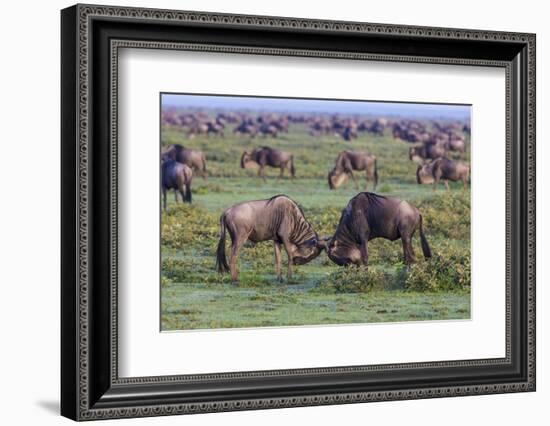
317 237 331 249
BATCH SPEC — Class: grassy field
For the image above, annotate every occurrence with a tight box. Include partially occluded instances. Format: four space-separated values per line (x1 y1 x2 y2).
161 121 471 331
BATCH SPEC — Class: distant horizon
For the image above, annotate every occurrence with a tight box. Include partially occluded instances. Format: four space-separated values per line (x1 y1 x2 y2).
162 93 471 121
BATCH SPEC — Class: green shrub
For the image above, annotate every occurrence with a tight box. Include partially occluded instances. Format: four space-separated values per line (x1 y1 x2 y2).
161 204 219 250
417 192 470 240
316 266 407 293
405 243 470 291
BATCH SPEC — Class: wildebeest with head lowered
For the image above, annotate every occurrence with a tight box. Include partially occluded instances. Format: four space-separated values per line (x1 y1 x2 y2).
216 195 326 283
161 144 208 179
327 192 431 269
240 147 295 182
328 150 378 191
161 159 193 210
416 157 470 190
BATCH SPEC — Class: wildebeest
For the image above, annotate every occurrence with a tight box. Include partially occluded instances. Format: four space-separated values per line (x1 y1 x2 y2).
216 195 326 283
161 144 208 179
327 192 431 268
187 120 224 138
234 121 258 138
240 147 295 181
161 160 193 210
416 157 470 190
409 142 446 162
328 150 378 191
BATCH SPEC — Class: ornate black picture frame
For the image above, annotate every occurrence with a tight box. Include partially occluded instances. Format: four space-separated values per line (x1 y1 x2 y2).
61 3 536 421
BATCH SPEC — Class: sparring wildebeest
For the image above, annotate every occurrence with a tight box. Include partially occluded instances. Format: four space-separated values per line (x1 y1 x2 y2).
416 157 470 190
161 160 193 210
161 144 208 179
327 192 431 269
409 142 446 162
240 147 295 181
328 151 378 191
216 195 326 283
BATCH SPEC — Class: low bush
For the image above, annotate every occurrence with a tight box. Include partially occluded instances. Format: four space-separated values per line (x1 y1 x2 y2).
405 241 470 291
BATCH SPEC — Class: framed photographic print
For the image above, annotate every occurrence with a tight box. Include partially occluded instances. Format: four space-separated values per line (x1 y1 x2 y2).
61 4 536 421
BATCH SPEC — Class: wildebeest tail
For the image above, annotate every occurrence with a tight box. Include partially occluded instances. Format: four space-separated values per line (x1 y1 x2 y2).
419 214 432 259
216 214 230 273
290 155 296 178
185 181 192 203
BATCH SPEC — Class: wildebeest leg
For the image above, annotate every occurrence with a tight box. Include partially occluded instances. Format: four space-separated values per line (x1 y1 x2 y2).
277 166 284 181
162 187 167 212
174 189 178 203
229 236 247 283
274 241 283 282
401 234 416 267
359 237 369 268
444 180 450 191
348 170 359 190
179 188 186 203
258 166 266 182
282 240 294 280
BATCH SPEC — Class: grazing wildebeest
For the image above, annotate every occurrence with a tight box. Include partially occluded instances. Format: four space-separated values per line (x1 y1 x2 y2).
240 147 295 181
328 150 378 191
216 195 326 283
161 160 193 210
161 144 208 179
257 123 278 138
409 142 446 162
234 121 258 138
416 157 470 190
447 136 466 153
341 125 358 142
327 192 431 269
187 120 224 138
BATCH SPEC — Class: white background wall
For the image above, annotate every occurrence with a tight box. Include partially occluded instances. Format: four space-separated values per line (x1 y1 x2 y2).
0 0 546 424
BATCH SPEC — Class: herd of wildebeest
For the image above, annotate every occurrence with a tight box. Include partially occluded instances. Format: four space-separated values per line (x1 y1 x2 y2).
161 108 470 283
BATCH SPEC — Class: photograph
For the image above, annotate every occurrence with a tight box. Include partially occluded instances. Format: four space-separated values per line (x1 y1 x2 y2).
58 3 535 420
160 93 472 331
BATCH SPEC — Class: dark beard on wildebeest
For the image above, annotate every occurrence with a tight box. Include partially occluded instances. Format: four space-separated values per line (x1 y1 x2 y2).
216 195 326 283
327 192 431 268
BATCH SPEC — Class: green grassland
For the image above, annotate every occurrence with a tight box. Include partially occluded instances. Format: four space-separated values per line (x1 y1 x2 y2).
161 122 471 331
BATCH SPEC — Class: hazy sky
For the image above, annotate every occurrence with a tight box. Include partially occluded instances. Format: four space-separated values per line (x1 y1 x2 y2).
162 93 471 120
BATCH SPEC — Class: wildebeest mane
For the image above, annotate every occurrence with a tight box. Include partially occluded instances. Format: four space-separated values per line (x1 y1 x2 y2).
266 194 308 217
266 194 316 243
355 192 386 207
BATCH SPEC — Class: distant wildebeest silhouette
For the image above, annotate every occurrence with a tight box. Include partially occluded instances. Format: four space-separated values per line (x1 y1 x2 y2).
409 142 446 162
161 159 193 210
161 144 207 179
240 146 295 181
328 150 378 191
216 195 326 283
327 192 431 269
416 157 470 190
